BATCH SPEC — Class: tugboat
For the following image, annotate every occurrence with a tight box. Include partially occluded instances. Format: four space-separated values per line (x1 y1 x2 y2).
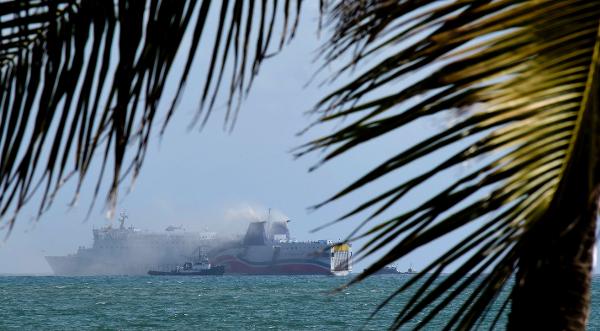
148 248 225 276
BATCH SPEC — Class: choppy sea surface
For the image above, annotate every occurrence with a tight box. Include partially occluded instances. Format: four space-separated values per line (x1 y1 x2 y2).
0 275 598 330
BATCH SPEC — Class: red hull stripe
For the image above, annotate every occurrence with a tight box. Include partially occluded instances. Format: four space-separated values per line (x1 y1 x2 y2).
213 255 331 275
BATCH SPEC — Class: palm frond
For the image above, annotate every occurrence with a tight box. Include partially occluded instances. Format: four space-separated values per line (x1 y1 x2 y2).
0 0 308 231
300 1 600 329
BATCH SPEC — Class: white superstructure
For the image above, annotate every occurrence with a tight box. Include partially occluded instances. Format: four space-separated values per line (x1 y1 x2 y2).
45 215 216 275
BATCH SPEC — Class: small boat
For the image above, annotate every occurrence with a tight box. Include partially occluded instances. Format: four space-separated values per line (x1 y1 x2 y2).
148 248 225 276
369 264 418 275
372 265 401 275
404 266 417 274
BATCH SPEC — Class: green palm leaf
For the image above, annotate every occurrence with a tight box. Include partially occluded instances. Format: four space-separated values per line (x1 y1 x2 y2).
0 0 305 231
299 1 600 329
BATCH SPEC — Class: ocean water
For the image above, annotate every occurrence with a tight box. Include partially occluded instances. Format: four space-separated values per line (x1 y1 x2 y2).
0 275 598 330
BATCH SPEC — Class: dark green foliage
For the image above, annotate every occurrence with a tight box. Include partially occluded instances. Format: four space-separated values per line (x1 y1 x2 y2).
299 1 600 329
0 0 304 229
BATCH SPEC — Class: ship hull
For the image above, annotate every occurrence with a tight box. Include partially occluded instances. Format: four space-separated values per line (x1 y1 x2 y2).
212 254 332 275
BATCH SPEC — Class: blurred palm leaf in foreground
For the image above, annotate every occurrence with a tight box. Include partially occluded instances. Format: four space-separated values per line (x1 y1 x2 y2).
0 0 302 227
300 1 600 329
1 1 599 330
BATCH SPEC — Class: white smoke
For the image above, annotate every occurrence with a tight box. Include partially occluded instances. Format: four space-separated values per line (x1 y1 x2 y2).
224 203 289 223
186 203 288 238
223 204 263 223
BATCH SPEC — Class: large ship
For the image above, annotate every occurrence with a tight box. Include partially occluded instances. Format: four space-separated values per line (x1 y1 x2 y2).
46 213 352 276
45 214 217 275
211 221 352 275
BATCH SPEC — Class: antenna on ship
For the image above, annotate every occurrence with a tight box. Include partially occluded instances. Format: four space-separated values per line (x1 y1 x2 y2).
119 211 128 229
268 208 271 222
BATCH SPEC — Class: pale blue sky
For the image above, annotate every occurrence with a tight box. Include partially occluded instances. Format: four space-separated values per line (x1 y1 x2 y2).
0 6 429 274
1 4 595 275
